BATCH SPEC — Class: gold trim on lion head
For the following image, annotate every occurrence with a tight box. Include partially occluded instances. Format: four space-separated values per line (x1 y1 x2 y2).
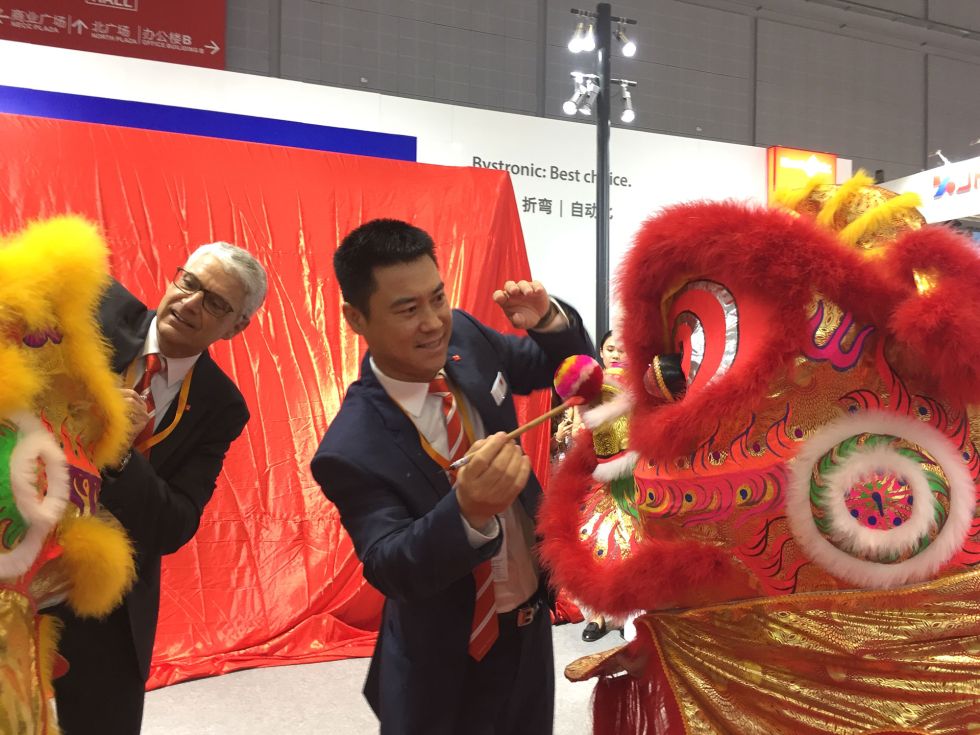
772 170 925 251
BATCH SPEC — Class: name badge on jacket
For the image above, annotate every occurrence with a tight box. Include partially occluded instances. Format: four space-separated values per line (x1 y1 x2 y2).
491 372 508 406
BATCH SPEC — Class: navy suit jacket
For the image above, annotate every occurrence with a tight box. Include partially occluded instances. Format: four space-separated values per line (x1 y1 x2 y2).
310 306 593 732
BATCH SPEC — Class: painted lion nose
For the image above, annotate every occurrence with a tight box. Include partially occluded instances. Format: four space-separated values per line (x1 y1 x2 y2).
643 353 686 402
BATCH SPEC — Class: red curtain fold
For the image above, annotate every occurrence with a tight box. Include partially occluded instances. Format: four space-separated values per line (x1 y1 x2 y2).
0 113 551 688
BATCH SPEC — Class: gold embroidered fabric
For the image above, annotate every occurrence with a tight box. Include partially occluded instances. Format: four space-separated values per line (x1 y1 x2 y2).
637 569 980 734
593 412 630 458
565 643 631 682
0 588 46 734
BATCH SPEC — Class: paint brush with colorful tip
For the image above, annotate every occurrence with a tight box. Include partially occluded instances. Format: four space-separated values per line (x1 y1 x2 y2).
449 354 603 470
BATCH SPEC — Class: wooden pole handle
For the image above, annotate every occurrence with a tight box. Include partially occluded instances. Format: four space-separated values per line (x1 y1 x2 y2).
503 400 575 442
449 395 584 470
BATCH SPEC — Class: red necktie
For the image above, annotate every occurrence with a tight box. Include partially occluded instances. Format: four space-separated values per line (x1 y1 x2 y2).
428 376 499 661
133 353 165 454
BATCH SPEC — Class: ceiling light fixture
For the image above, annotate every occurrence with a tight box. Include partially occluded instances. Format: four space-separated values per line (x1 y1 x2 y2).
620 80 635 122
563 72 588 115
615 25 636 56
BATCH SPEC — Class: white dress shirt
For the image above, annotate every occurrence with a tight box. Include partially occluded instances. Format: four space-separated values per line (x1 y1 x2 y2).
134 317 202 429
370 358 540 612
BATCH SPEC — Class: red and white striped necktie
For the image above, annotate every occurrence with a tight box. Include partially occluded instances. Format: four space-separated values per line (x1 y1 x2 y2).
428 375 499 661
133 353 165 455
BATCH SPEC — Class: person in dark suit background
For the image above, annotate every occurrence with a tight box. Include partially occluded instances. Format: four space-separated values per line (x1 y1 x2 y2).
310 219 594 735
53 242 267 735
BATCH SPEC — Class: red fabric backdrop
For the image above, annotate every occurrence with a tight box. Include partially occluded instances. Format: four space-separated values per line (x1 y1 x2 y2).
0 113 552 688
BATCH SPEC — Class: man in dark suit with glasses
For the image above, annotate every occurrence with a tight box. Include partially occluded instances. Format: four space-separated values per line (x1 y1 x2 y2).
53 242 267 735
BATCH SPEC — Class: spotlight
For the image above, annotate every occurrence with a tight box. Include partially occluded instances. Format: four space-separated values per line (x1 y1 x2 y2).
568 18 585 52
582 23 596 52
620 83 635 123
579 77 599 116
563 73 587 115
616 26 636 57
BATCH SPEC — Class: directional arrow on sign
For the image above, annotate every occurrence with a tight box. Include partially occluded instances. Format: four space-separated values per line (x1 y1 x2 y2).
71 19 87 34
205 40 220 55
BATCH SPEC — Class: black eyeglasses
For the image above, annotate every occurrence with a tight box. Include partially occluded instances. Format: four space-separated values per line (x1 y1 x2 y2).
172 268 236 318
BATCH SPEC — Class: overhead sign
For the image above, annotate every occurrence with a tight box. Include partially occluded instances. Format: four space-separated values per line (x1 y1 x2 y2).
767 146 838 203
884 157 980 224
0 0 224 69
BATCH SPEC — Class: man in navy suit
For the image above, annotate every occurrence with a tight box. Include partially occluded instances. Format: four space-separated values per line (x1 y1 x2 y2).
311 219 593 734
54 242 267 734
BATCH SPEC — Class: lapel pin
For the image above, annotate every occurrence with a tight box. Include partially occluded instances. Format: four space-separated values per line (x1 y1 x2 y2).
451 354 461 362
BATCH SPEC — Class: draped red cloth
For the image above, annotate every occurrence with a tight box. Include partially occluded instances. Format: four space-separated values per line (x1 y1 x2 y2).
0 113 551 688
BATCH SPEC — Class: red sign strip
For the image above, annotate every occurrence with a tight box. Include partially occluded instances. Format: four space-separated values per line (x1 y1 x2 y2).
0 0 225 69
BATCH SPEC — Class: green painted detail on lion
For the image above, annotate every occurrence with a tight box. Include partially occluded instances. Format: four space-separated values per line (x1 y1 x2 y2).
808 432 948 562
0 422 28 551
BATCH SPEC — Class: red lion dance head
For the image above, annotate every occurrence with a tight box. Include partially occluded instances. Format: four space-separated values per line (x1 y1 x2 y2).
540 173 980 734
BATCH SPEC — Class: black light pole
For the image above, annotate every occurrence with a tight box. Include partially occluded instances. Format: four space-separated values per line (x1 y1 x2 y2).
567 5 636 340
595 2 611 339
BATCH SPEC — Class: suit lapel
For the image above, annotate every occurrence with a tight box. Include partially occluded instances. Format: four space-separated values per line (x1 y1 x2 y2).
358 355 449 502
443 319 543 520
112 310 155 374
443 320 500 433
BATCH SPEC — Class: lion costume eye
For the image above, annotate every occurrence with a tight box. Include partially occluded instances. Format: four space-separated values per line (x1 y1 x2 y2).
668 280 739 393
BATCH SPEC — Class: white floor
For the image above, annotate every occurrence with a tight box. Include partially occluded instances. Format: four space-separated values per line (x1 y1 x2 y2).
143 621 618 735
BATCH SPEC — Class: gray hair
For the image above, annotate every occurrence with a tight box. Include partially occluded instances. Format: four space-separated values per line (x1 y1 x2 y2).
186 241 267 319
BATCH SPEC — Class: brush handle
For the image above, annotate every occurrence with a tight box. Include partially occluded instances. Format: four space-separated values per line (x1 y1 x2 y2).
448 397 580 470
502 401 573 443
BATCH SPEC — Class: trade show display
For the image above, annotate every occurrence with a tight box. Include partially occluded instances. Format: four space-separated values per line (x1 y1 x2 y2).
0 111 547 689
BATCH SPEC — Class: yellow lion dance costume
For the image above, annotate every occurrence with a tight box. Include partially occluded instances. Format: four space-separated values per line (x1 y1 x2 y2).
0 217 136 733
